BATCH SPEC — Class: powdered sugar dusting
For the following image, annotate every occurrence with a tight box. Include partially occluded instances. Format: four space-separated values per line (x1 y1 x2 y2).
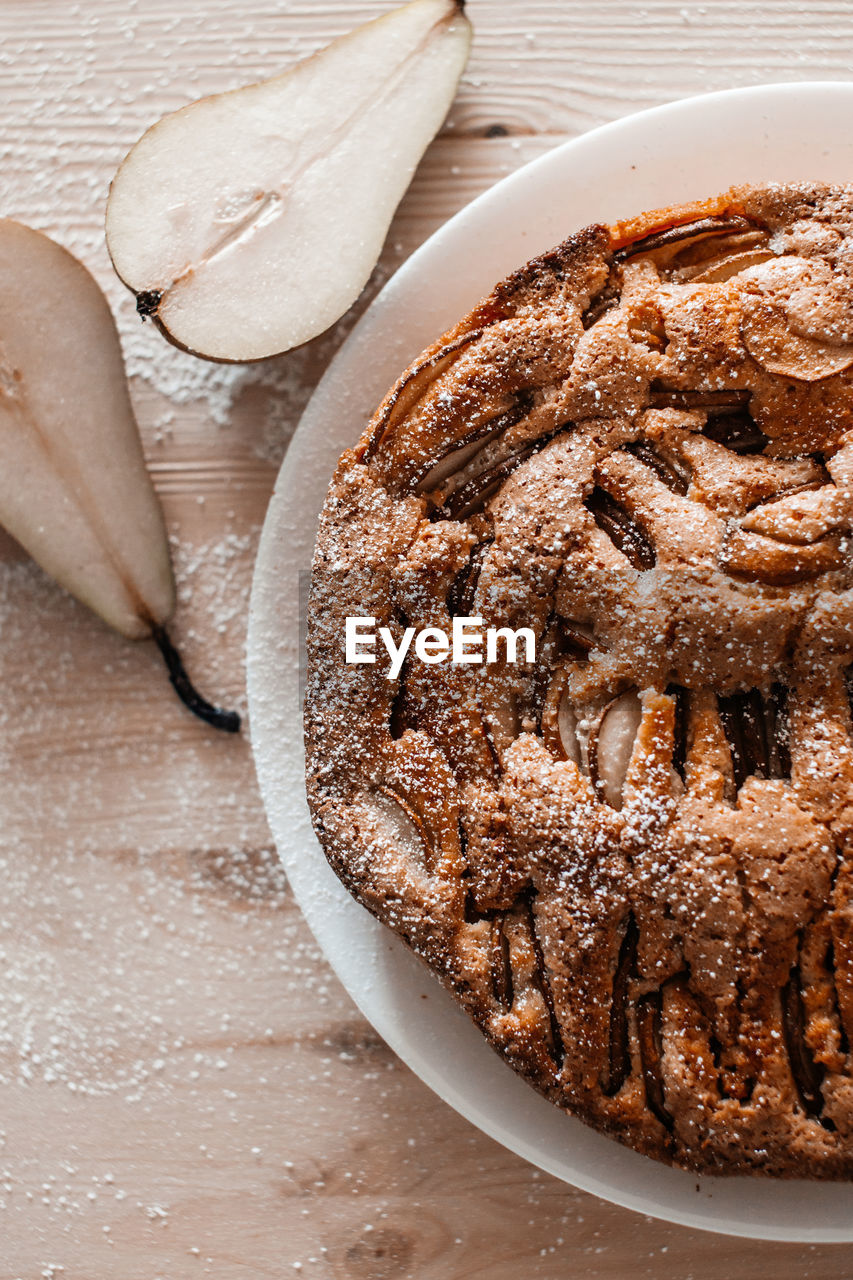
303 180 853 1176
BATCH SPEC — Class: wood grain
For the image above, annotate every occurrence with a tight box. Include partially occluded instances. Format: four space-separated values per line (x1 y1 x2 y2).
3 0 853 1275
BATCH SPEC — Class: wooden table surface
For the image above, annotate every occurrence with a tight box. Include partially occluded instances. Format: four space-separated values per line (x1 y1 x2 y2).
4 1 853 1275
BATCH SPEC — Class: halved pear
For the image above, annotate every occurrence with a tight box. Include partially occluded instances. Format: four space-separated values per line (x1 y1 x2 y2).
105 0 472 362
0 220 238 731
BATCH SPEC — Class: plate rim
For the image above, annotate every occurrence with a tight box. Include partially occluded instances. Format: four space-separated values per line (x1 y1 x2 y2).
247 80 853 1240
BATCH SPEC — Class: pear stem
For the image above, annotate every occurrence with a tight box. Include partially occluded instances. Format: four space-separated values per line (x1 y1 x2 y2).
152 625 241 733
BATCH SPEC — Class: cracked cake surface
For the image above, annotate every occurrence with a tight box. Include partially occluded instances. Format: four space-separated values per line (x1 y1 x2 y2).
304 181 853 1176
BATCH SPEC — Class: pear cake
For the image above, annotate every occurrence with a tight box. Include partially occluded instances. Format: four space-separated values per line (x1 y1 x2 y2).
304 182 853 1177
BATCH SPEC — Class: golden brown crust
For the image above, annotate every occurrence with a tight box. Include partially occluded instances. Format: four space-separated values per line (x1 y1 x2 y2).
305 182 853 1176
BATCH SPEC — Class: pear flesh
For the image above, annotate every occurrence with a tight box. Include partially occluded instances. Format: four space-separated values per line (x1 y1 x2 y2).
0 219 174 640
0 220 238 731
105 0 472 362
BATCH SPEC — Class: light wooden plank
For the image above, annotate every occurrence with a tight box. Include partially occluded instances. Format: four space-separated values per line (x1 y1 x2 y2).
2 852 853 1279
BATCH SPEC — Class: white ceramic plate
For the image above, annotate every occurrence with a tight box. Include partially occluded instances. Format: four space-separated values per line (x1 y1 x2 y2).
247 83 853 1240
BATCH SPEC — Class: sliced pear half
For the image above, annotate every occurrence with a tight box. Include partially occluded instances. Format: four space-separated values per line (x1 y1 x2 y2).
0 220 238 731
105 0 472 362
